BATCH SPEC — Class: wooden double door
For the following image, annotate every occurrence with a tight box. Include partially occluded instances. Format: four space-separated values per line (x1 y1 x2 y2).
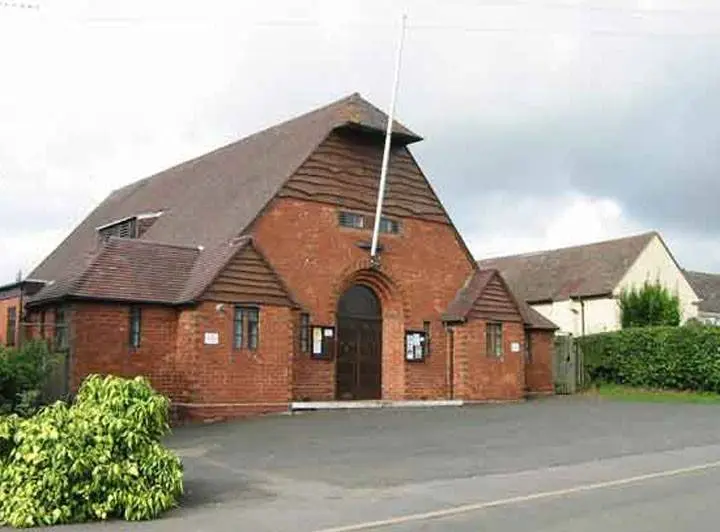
336 285 382 400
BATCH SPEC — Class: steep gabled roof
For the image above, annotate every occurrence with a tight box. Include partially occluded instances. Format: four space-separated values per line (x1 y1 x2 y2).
443 269 558 330
477 232 657 303
27 93 420 303
685 270 720 314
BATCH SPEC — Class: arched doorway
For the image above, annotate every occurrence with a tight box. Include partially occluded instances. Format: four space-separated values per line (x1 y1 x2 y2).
336 284 382 400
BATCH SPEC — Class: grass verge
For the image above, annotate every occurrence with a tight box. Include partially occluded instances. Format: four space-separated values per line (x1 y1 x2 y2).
587 383 720 404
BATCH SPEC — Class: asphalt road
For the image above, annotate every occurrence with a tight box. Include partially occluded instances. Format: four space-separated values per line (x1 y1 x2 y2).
10 396 720 531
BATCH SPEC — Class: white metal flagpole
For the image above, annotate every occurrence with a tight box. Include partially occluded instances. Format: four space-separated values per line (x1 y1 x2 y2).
370 13 407 262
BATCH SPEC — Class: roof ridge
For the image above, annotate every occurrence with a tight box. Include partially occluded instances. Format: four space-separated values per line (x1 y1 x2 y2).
105 93 362 198
478 231 658 263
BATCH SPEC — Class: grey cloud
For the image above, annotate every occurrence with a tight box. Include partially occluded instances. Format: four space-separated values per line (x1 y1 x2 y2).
412 40 720 241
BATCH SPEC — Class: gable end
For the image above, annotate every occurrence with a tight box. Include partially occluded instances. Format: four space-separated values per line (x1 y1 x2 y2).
201 244 295 307
470 275 523 323
278 130 450 224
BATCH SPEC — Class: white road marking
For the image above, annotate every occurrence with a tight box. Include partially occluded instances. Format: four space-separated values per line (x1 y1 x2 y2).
314 459 720 532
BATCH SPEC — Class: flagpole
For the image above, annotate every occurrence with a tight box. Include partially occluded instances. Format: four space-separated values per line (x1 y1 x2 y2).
370 13 407 262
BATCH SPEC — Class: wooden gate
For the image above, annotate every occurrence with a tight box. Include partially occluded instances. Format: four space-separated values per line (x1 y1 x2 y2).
553 335 584 394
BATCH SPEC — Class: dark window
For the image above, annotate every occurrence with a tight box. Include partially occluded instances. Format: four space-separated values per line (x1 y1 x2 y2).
99 218 137 240
233 307 244 349
54 308 69 351
234 306 259 350
300 313 310 353
379 217 401 234
486 323 503 358
129 306 142 348
6 307 17 347
247 308 259 350
39 310 45 339
338 211 365 229
423 321 431 356
525 332 532 363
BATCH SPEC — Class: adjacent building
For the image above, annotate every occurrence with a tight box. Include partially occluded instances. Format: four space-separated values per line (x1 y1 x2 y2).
0 280 45 347
479 232 700 336
685 271 720 325
3 93 556 420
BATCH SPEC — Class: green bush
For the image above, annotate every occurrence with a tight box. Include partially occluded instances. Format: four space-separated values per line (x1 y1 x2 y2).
0 375 183 528
0 341 56 415
618 281 680 328
579 326 720 392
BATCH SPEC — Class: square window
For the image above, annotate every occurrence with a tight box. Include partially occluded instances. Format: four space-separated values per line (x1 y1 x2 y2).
379 217 401 234
338 211 365 229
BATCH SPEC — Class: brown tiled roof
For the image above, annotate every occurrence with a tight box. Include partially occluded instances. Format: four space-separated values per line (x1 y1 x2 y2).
442 269 496 322
442 269 558 330
522 305 559 331
685 271 720 314
477 232 657 303
28 93 420 304
29 237 201 304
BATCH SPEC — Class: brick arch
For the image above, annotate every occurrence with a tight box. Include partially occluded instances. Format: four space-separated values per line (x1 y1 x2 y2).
328 257 410 322
329 258 409 400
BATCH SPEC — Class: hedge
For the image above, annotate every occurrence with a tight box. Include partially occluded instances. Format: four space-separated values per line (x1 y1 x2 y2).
0 341 57 416
0 375 183 528
578 326 720 392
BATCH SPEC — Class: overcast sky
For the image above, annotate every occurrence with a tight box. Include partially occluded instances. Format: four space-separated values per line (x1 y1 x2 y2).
1 0 720 282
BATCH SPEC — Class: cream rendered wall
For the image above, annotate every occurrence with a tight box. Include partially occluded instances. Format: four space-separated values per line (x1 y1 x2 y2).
581 298 621 334
530 234 699 335
532 298 620 336
532 301 581 336
615 235 699 323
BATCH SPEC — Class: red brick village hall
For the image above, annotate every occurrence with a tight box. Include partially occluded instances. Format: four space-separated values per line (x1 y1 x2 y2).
0 94 557 420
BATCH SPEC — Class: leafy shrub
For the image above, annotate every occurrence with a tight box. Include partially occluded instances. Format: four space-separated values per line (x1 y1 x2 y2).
0 375 183 528
0 341 56 416
579 326 720 392
618 281 680 328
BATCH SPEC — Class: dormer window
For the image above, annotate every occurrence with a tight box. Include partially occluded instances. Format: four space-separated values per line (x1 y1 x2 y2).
99 217 137 240
96 211 163 241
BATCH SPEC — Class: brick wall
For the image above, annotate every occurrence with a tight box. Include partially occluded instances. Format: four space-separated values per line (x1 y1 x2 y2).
179 301 293 404
452 320 526 401
65 301 293 420
71 302 179 394
253 197 475 401
525 330 555 394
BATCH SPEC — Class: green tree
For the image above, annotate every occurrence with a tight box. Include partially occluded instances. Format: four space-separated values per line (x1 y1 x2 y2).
618 281 681 328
